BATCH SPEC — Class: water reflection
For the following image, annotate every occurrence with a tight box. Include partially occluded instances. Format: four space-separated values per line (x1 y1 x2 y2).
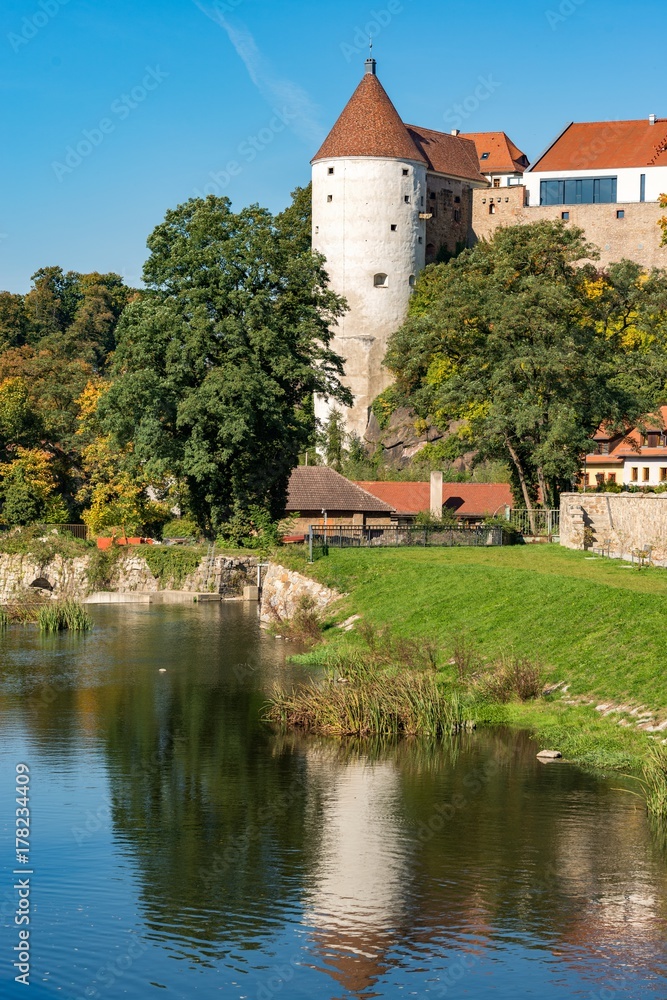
1 605 667 998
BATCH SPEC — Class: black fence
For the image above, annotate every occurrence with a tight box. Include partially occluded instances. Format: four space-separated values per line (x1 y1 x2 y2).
309 524 503 556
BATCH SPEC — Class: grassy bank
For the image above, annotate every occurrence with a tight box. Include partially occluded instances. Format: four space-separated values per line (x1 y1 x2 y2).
271 545 667 808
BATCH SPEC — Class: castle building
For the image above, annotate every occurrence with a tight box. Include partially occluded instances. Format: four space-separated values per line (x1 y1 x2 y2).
313 64 666 438
311 58 487 439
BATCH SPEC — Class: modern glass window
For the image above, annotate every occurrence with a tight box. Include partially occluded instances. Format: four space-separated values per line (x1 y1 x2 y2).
540 176 617 205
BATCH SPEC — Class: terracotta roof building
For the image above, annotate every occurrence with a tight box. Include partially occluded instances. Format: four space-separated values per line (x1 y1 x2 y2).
525 116 667 207
463 131 529 185
285 467 394 531
355 481 513 522
582 407 667 489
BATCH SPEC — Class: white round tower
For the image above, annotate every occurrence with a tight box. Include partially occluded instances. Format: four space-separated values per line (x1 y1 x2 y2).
312 59 428 441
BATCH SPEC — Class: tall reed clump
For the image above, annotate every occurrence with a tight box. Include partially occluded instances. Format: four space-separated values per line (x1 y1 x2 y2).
0 607 8 629
265 660 471 738
643 744 667 818
38 600 93 633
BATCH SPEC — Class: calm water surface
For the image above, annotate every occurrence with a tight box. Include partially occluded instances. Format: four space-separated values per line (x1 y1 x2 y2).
1 604 666 999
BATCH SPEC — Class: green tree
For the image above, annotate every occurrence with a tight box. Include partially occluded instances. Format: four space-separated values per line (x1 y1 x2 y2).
385 222 667 519
99 193 351 534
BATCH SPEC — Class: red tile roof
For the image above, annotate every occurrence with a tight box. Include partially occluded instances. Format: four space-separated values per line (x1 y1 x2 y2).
531 119 667 172
463 131 529 174
312 71 487 183
286 467 394 514
355 481 513 517
405 125 487 183
312 73 427 165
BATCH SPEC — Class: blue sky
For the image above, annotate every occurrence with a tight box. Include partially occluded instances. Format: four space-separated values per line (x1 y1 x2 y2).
0 0 665 293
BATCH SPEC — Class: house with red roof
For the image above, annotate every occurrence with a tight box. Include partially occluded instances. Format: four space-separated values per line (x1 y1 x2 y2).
525 117 667 208
463 131 530 188
582 407 667 488
356 481 513 524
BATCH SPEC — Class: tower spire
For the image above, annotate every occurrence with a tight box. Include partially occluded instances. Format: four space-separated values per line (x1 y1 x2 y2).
365 37 376 75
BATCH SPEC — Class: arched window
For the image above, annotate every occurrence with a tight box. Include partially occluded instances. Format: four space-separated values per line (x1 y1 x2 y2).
409 275 416 288
374 273 388 287
425 243 436 261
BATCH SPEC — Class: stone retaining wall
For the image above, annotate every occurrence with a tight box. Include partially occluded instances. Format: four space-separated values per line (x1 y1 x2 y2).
0 550 258 603
559 492 667 564
260 564 340 624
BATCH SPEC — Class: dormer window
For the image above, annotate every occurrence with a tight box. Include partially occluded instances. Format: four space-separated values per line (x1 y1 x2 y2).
481 152 490 160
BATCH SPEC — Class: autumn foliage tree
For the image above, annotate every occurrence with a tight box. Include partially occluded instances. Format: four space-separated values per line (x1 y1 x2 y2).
385 222 667 515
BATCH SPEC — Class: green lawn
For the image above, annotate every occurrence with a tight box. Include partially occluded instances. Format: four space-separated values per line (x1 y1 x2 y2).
296 545 667 712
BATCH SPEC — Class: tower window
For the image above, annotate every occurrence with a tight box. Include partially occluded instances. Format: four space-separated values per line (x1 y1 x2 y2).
409 275 416 287
328 167 334 175
391 224 397 231
327 195 333 202
562 211 570 220
404 195 411 204
453 210 461 222
489 204 496 214
418 237 423 244
374 273 388 287
402 169 409 176
617 210 625 219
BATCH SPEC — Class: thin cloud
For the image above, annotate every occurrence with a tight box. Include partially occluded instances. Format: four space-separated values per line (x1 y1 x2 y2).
193 1 324 146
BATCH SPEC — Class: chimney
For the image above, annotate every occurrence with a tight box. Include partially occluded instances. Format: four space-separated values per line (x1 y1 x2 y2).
649 113 657 125
450 129 460 136
365 57 377 76
430 471 443 519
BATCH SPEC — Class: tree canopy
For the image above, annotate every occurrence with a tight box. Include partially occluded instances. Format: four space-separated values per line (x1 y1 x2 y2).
99 189 351 533
385 222 667 511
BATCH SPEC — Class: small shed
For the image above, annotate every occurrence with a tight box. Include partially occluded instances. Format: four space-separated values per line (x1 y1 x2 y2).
285 467 394 532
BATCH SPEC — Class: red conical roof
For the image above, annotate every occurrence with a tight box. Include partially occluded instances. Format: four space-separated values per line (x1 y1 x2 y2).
312 71 427 164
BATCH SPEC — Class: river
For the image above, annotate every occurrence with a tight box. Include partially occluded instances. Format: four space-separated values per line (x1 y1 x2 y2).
1 604 666 998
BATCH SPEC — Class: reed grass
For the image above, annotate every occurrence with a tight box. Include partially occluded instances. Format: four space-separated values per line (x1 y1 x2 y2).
642 744 667 817
265 658 472 738
38 600 92 633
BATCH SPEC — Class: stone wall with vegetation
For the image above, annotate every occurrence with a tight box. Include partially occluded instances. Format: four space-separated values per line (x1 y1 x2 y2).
260 563 340 624
560 492 667 565
0 539 258 602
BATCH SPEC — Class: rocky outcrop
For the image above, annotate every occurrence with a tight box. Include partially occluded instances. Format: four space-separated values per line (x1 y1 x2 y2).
260 563 341 624
364 407 474 470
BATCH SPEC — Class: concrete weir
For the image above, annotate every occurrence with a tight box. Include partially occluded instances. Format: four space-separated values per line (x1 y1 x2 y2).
85 591 243 605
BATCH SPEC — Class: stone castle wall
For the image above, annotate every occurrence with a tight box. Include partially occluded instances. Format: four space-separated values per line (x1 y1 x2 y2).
559 492 667 564
472 186 667 270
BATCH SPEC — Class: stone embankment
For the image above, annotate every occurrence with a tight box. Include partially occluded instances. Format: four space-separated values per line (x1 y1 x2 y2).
0 551 257 603
259 563 340 624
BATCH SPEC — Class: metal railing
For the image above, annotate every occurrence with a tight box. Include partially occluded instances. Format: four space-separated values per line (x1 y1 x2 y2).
309 524 503 559
508 509 560 537
35 523 89 540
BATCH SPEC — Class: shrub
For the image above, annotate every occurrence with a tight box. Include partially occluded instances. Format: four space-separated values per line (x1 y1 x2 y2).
162 518 199 540
478 655 543 703
142 546 205 589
